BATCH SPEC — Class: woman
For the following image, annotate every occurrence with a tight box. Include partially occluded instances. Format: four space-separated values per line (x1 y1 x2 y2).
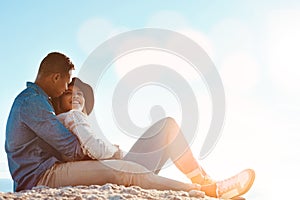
51 77 255 199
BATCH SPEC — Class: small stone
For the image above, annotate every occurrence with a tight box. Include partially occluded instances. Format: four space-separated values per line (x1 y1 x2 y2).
122 188 139 195
74 196 83 200
100 184 113 190
188 190 205 198
88 185 102 189
108 194 124 200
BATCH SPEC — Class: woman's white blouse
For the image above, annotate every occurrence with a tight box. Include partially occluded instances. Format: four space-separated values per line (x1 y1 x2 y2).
57 110 118 160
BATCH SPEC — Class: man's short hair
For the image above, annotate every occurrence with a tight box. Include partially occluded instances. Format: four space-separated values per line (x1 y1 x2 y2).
38 52 75 76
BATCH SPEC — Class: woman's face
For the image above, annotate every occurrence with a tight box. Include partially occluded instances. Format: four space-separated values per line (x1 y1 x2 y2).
60 85 85 113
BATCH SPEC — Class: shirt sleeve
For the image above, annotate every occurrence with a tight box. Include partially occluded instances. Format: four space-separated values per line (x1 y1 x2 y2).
64 110 119 160
20 95 85 161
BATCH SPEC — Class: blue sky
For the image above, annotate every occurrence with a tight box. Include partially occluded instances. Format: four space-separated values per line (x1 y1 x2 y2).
1 1 300 198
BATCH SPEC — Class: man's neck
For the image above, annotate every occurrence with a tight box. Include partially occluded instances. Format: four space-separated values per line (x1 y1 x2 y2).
35 78 51 97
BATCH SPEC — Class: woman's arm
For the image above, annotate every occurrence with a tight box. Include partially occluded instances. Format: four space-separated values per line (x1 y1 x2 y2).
63 110 120 160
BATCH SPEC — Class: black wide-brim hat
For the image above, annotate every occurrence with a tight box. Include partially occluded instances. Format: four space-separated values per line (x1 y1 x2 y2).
71 77 94 115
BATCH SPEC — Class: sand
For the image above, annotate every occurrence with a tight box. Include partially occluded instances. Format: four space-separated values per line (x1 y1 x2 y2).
0 183 220 200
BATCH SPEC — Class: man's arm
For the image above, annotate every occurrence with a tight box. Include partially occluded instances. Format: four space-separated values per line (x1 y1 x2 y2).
21 95 85 161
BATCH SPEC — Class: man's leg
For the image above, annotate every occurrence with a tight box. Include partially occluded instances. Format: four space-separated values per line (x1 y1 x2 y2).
36 160 198 192
37 160 255 199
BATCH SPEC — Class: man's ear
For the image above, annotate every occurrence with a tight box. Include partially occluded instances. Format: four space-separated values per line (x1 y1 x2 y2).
51 73 61 83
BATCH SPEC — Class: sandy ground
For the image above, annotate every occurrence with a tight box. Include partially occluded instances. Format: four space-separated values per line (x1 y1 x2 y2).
0 183 220 200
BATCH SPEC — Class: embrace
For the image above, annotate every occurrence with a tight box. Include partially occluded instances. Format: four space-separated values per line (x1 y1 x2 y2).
5 52 255 199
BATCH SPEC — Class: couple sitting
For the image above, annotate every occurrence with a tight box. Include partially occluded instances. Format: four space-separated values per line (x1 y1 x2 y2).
5 52 255 199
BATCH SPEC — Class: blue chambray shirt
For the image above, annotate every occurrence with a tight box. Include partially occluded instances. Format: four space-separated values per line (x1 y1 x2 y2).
5 82 86 191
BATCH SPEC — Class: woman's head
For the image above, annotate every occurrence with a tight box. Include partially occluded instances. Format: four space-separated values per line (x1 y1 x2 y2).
52 77 94 115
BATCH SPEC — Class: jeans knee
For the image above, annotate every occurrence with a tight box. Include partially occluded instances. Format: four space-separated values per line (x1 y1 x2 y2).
165 117 176 124
163 117 179 130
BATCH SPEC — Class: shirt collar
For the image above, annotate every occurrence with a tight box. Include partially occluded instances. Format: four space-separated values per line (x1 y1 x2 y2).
26 82 50 100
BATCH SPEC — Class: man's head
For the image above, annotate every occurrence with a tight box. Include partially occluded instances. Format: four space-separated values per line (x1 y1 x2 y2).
35 52 75 98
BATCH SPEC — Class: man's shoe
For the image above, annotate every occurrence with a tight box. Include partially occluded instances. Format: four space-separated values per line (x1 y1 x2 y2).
216 169 255 199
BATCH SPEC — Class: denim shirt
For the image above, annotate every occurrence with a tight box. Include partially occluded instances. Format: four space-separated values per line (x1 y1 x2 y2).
5 82 86 191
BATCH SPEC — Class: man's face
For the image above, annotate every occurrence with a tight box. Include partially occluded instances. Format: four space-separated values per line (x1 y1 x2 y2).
53 70 72 97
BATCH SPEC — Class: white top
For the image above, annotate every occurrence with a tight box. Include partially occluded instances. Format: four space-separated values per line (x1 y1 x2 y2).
57 110 119 160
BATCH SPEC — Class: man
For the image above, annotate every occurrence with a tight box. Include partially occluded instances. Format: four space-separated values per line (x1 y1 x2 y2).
5 52 86 191
5 52 254 199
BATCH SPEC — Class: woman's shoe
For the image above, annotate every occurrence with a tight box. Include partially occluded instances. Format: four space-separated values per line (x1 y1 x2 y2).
216 169 255 199
202 175 216 185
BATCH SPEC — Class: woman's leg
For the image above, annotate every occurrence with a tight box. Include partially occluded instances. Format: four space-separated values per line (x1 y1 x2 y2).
122 117 256 198
123 117 212 184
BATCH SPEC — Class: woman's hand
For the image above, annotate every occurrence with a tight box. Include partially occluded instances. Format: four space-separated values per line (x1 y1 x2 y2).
112 144 123 159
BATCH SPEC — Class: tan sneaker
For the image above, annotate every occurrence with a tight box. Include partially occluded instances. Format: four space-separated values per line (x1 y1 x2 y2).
216 169 255 199
202 175 216 185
